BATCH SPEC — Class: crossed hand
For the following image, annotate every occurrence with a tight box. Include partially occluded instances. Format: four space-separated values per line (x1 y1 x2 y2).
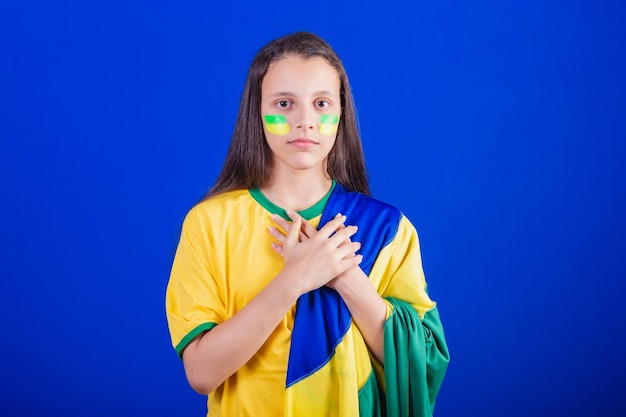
268 211 362 293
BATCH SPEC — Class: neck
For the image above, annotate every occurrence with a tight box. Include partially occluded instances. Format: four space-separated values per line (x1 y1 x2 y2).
262 172 333 211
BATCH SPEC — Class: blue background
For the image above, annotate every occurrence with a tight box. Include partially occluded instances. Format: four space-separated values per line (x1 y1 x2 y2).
2 1 625 416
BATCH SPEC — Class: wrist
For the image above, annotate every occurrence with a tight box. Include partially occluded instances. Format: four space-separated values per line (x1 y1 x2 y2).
332 266 362 295
273 266 308 300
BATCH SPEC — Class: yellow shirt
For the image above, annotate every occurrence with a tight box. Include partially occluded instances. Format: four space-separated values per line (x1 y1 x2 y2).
166 189 325 416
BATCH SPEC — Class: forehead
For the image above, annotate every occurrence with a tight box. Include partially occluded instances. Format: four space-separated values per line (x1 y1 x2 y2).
262 55 340 96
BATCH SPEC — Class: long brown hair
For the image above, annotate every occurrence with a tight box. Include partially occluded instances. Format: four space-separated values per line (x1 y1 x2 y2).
203 32 369 200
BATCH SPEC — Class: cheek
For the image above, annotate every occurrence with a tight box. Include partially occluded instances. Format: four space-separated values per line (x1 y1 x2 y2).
319 114 339 136
264 114 290 136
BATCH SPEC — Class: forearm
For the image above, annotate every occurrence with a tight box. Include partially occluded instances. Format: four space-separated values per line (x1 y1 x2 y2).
182 272 301 394
332 267 387 364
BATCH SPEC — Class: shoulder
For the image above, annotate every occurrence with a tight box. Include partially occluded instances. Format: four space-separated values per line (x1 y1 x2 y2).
330 185 411 250
333 184 403 223
333 184 423 238
183 189 252 229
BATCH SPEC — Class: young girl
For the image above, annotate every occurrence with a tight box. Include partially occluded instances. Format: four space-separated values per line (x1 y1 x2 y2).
166 32 449 417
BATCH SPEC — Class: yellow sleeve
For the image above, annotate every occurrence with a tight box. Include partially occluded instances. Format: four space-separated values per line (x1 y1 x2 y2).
165 207 225 357
369 215 436 319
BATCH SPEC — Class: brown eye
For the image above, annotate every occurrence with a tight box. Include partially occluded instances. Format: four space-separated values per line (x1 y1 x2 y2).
316 100 329 108
277 100 290 108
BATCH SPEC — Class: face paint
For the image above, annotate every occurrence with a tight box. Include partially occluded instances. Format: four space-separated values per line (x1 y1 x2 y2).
264 114 290 135
319 114 339 136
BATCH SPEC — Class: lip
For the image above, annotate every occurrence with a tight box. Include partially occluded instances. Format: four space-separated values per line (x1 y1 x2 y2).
288 138 318 149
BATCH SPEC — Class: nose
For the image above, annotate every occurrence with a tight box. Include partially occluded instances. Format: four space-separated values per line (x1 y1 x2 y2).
295 106 315 131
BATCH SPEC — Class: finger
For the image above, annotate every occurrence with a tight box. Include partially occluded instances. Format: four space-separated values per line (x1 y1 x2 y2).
286 210 310 241
337 241 362 260
267 226 286 245
330 224 358 244
284 210 302 248
332 254 363 279
279 211 308 242
300 218 317 239
271 214 292 234
281 212 316 240
286 209 302 223
271 214 307 242
344 254 363 268
271 241 284 256
317 213 347 238
334 223 352 247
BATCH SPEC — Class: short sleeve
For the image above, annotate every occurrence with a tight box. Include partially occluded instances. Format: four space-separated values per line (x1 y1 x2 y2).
165 208 226 357
371 215 436 319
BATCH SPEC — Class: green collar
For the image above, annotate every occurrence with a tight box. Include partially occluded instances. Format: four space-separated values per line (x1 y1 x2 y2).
249 180 336 220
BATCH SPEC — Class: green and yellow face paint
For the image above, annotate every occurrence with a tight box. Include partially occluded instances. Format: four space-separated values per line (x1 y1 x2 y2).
264 114 290 135
319 114 339 136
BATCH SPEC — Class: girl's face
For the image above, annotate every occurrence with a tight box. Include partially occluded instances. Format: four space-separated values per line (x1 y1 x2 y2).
261 55 341 177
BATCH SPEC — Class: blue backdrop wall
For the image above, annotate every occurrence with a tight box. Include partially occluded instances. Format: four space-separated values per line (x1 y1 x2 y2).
2 1 625 416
